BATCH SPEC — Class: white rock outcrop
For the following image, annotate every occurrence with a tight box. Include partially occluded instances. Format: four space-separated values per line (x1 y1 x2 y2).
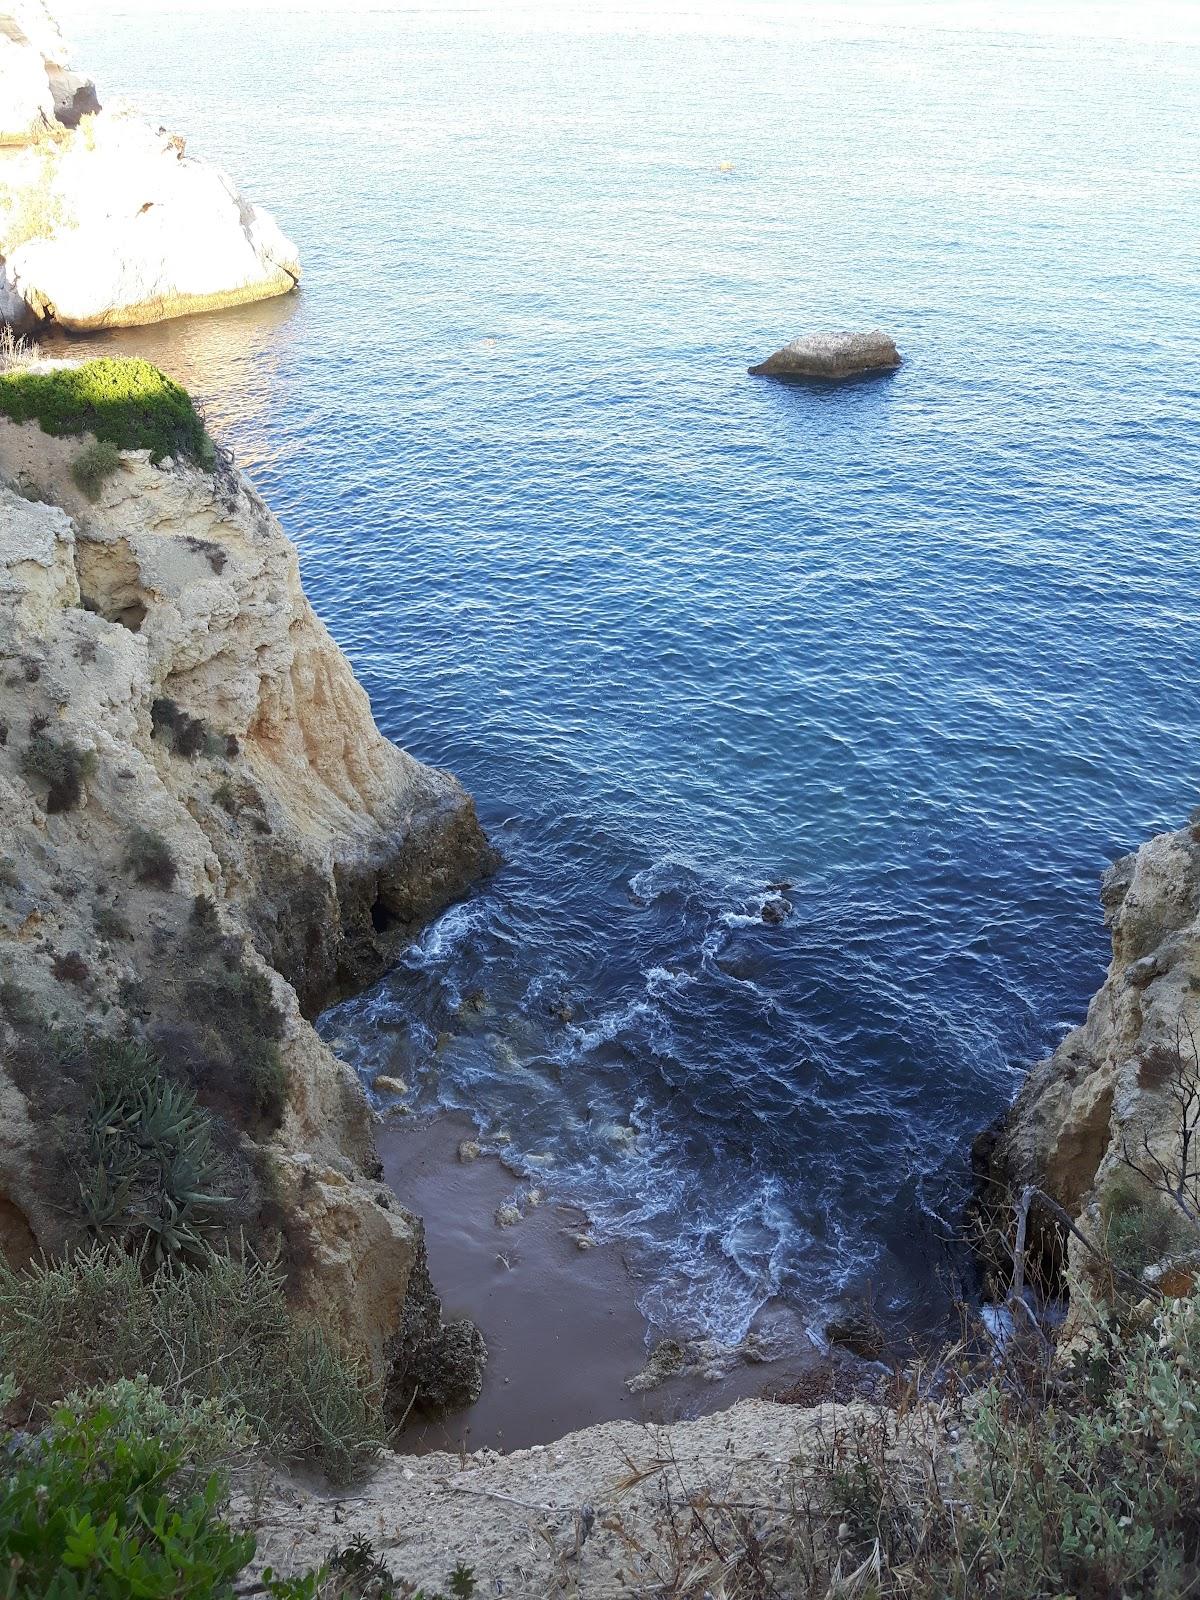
0 5 299 331
0 32 53 142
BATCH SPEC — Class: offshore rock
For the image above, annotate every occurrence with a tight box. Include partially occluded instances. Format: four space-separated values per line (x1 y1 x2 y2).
0 113 300 333
749 330 902 379
0 407 493 1401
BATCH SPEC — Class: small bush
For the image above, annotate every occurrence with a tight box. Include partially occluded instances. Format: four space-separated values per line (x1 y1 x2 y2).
0 1247 383 1484
0 977 40 1027
71 437 123 500
263 1541 476 1600
0 324 37 374
152 696 209 759
94 903 132 942
183 947 287 1125
51 950 90 985
20 732 96 812
64 1374 251 1489
0 358 216 468
126 825 177 889
1102 1173 1195 1285
0 1382 254 1599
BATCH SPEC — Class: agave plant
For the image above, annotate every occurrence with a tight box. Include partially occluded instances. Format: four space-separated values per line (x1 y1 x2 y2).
73 1043 233 1264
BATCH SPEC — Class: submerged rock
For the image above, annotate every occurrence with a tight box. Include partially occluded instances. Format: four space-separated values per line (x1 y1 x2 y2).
626 1338 687 1393
749 330 902 380
824 1308 886 1363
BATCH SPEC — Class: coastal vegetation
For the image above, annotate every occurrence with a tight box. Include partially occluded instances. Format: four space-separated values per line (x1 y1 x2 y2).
19 733 96 813
69 438 122 500
0 1375 472 1599
0 1249 383 1487
0 359 215 468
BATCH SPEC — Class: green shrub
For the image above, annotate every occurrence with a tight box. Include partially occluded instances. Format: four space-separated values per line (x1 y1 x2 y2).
0 1377 458 1600
0 1382 253 1599
263 1541 476 1600
125 825 176 889
183 949 287 1125
1102 1173 1194 1285
795 1289 1200 1599
0 359 216 468
20 732 96 812
73 1041 233 1264
0 1246 383 1484
70 437 123 500
63 1375 251 1488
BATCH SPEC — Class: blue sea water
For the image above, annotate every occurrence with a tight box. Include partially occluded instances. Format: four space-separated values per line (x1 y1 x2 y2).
69 5 1200 1345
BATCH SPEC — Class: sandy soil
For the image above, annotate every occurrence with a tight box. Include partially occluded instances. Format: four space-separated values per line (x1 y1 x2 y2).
377 1111 850 1453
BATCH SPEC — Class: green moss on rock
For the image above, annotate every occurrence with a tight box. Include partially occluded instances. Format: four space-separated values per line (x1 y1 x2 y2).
0 358 215 468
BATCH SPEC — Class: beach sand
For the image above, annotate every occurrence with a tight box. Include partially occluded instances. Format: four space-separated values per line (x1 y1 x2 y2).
377 1111 857 1453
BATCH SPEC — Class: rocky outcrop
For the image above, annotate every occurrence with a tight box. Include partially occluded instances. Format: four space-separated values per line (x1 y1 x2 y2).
0 6 297 332
0 32 53 143
982 820 1200 1294
0 401 494 1406
1 1 97 126
749 330 902 380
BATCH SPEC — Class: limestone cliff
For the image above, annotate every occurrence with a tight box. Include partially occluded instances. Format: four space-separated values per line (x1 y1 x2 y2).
982 820 1200 1295
0 403 495 1409
0 5 298 331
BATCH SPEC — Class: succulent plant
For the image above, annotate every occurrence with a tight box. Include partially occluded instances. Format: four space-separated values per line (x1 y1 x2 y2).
74 1045 232 1265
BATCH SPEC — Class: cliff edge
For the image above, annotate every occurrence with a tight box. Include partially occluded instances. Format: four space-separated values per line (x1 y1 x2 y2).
0 357 495 1413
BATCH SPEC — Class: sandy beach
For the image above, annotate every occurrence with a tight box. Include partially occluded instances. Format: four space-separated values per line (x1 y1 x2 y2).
378 1110 867 1453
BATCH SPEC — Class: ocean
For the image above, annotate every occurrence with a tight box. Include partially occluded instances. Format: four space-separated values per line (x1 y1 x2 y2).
67 3 1200 1347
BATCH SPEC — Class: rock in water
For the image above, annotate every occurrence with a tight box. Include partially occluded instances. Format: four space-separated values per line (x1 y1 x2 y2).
748 330 902 379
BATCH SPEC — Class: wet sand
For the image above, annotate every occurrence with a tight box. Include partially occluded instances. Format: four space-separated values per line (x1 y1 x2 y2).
377 1111 840 1453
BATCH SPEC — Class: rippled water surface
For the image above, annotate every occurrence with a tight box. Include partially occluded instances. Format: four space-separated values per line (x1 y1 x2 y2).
70 5 1200 1344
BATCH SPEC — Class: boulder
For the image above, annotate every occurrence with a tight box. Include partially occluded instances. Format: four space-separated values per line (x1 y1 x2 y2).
1 113 300 332
749 330 902 380
0 3 296 333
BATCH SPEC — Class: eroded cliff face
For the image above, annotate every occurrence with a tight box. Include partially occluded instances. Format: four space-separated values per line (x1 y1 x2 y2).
984 822 1200 1295
0 414 494 1409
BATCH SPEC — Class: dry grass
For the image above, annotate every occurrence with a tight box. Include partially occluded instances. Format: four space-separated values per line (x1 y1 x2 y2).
0 325 38 373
